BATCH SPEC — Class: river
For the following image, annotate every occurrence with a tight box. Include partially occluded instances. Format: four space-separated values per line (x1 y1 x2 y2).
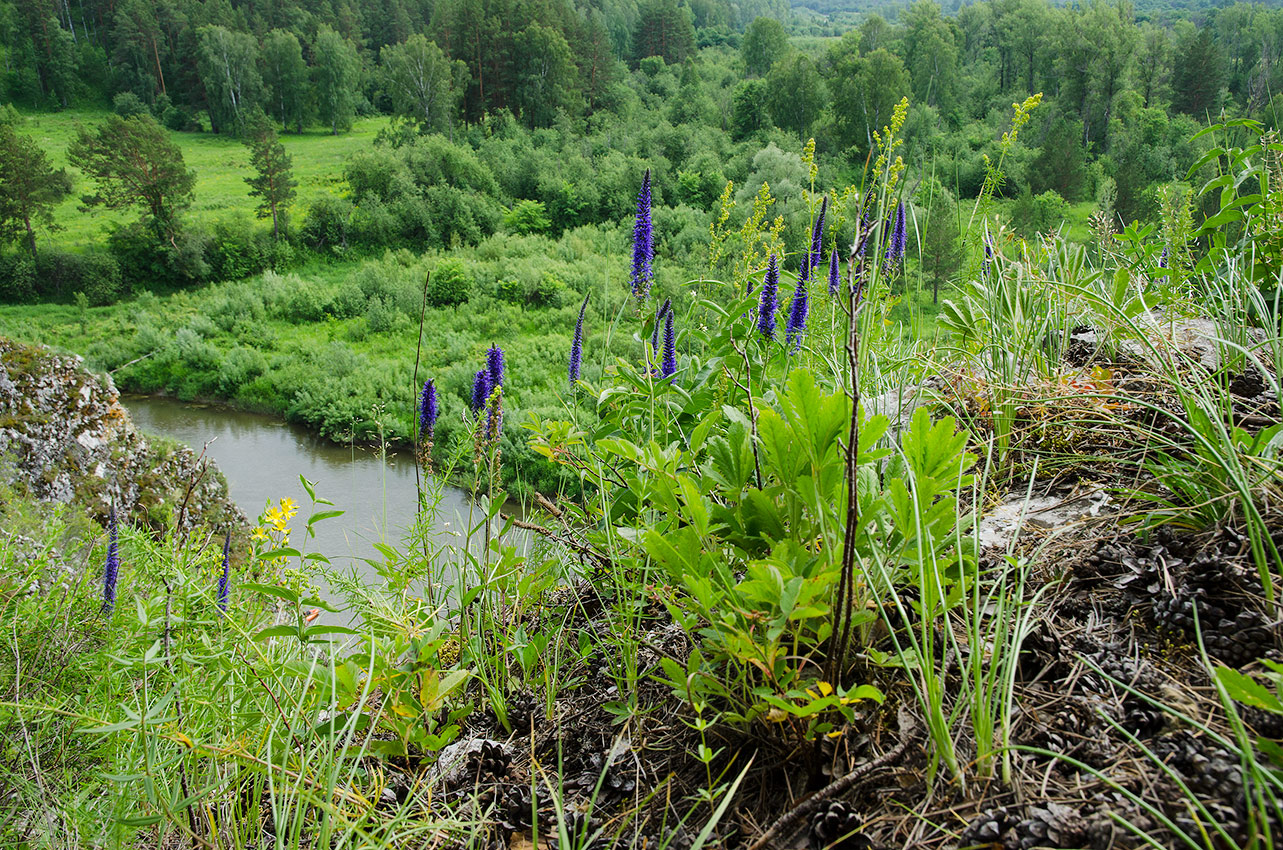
123 395 513 612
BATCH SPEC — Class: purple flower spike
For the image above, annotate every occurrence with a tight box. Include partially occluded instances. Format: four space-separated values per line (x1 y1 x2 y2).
982 238 993 279
809 196 828 271
758 254 779 340
103 506 119 614
569 293 588 387
1159 246 1168 268
486 345 505 390
828 249 840 296
419 379 438 441
217 530 231 614
886 201 907 263
651 297 671 356
471 369 493 414
786 275 808 353
660 309 677 381
631 169 654 299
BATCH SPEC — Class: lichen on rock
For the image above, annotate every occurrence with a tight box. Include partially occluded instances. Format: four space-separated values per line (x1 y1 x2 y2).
0 337 245 534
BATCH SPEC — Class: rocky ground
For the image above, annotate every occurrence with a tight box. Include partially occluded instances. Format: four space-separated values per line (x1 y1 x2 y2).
0 336 244 534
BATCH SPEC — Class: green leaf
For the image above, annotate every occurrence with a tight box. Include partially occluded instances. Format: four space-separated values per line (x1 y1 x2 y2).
256 547 301 561
1214 666 1283 713
253 625 300 641
240 582 299 603
308 510 345 525
303 625 359 639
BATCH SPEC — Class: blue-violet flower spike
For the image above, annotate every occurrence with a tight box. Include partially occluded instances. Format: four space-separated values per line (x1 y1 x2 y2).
569 294 588 387
486 345 504 389
651 297 671 356
631 169 654 299
217 530 231 614
419 379 438 440
103 506 119 614
828 249 840 297
471 369 492 414
786 275 809 353
758 254 779 340
886 201 907 263
660 309 677 381
810 196 828 270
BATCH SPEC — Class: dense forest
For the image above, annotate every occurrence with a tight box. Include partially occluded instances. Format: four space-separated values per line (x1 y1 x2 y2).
1 0 1281 287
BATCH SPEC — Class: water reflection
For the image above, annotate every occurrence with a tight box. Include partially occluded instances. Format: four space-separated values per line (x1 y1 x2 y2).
123 396 511 610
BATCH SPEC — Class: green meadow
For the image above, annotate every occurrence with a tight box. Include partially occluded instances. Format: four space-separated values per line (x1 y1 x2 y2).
13 111 390 248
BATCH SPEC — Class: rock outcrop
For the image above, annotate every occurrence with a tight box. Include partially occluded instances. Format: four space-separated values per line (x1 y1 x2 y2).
0 337 244 533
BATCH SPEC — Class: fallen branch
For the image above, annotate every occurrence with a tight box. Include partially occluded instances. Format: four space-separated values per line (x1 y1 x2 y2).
746 736 911 850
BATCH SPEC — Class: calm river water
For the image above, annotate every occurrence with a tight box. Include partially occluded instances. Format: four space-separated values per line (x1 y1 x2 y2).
123 396 506 610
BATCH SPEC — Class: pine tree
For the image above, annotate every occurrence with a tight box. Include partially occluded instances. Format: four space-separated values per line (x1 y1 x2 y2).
243 114 297 240
0 124 71 258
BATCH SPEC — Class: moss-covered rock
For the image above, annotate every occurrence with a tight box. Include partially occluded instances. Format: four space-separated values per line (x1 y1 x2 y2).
0 337 245 535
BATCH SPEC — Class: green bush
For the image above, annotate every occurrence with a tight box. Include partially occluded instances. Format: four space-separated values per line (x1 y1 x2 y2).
496 278 524 304
281 279 330 323
217 345 267 394
112 91 149 118
0 253 36 302
329 279 368 319
503 199 552 235
301 195 353 253
529 271 565 308
426 258 472 307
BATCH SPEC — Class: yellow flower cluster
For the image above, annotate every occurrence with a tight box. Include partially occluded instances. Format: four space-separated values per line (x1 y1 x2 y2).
872 97 910 195
251 497 298 566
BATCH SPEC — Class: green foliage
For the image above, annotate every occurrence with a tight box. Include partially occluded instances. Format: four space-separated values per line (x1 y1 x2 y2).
503 199 552 235
740 16 788 77
67 114 196 245
380 34 466 135
312 26 361 135
1009 187 1070 237
0 123 71 257
111 91 149 118
243 115 297 239
426 257 473 307
196 25 262 136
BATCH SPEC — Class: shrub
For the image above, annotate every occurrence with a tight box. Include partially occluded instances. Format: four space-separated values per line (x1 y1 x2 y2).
112 91 149 118
217 345 267 394
328 279 368 319
281 279 330 323
205 218 271 282
503 199 552 235
0 253 36 302
425 258 472 307
496 278 525 304
529 271 565 308
301 195 352 253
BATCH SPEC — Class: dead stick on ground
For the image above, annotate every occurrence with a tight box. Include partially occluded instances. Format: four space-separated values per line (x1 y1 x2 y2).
746 737 910 850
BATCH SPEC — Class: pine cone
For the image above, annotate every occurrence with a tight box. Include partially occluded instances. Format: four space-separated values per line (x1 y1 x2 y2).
1121 696 1166 738
549 810 603 849
467 740 512 780
809 800 871 849
958 806 1022 849
570 752 637 802
506 691 539 733
959 803 1086 850
498 784 537 833
1151 550 1276 666
1012 803 1087 849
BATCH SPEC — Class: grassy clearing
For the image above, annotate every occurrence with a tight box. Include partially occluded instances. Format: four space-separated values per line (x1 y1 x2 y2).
12 109 389 248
